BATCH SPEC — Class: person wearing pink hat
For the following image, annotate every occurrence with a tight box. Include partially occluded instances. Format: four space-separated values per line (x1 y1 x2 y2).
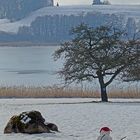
97 127 112 140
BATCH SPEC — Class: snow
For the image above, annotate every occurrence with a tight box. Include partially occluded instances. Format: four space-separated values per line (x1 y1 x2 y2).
0 19 10 24
0 98 140 140
0 5 140 33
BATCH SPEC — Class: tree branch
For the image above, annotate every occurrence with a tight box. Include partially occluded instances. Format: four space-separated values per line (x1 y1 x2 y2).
105 66 126 87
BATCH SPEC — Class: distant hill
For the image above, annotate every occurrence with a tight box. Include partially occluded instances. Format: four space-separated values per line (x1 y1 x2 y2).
0 0 53 20
0 5 139 45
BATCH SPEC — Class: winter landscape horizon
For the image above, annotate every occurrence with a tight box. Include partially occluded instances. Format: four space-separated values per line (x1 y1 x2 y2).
0 0 140 140
54 0 140 5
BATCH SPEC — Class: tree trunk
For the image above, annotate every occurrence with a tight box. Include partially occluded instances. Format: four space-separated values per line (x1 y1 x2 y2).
97 72 108 102
100 85 108 102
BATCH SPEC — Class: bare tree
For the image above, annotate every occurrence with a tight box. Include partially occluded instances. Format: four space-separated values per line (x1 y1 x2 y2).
92 0 111 5
92 0 101 5
102 0 111 5
122 40 140 82
122 20 140 82
123 64 140 81
54 24 139 102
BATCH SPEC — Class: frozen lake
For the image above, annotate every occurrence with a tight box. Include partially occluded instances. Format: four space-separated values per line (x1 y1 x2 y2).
0 46 139 91
0 98 140 140
0 46 62 86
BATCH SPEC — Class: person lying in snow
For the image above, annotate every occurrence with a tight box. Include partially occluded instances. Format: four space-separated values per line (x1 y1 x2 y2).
97 127 112 140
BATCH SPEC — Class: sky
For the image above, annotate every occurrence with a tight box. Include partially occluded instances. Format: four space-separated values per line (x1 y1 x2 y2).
54 0 140 5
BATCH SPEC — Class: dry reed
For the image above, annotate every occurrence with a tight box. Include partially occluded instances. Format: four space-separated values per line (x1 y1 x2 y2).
0 85 139 98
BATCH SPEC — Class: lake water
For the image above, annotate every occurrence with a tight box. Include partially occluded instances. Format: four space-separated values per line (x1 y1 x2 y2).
0 46 139 90
0 46 63 86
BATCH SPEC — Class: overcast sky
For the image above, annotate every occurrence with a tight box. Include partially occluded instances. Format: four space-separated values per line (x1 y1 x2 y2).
54 0 140 5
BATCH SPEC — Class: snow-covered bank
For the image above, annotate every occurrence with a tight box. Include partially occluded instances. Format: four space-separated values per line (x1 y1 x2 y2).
0 98 140 140
0 5 140 33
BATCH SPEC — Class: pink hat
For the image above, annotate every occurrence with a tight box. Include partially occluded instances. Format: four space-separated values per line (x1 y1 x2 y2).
100 127 112 132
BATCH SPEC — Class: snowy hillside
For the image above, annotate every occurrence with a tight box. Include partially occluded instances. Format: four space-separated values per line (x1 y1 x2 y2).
0 5 140 33
0 0 54 20
0 5 139 43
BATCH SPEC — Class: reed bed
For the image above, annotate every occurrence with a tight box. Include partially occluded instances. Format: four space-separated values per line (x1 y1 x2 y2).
0 85 139 98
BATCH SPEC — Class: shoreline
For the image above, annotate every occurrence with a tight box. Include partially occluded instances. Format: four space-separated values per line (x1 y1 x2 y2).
0 41 61 47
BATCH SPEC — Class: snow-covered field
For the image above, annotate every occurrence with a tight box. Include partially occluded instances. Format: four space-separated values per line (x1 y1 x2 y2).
0 98 140 140
0 5 140 33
